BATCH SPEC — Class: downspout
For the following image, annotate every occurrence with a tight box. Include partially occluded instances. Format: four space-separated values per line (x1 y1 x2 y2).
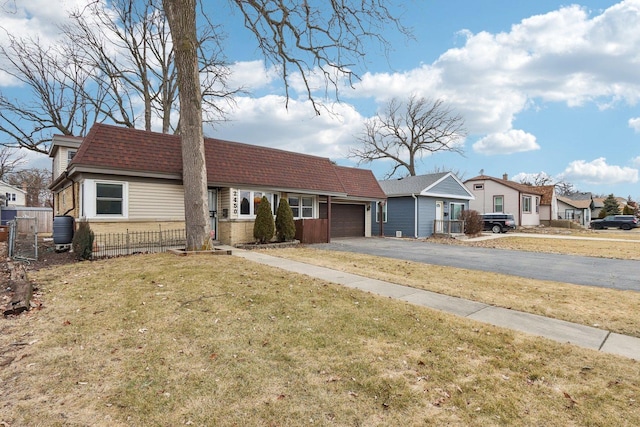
60 171 76 217
412 194 418 238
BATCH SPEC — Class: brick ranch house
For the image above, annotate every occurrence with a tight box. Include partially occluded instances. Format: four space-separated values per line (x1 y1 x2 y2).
49 124 386 246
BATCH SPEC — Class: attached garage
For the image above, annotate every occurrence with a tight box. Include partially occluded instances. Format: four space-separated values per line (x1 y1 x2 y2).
331 203 365 237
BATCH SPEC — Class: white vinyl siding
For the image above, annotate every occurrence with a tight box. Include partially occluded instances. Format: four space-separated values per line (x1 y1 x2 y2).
128 181 185 219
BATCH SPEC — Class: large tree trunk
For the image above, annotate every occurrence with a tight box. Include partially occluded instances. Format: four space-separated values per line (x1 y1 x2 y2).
163 0 209 250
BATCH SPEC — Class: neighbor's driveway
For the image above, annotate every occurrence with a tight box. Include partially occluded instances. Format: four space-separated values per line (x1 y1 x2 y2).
312 237 640 291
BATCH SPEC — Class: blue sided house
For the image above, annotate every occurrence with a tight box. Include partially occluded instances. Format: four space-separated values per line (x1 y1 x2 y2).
373 172 475 238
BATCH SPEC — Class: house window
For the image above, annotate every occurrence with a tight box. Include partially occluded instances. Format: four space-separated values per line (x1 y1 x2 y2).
67 150 76 163
96 183 124 215
493 196 504 213
474 184 484 190
238 190 277 217
450 203 465 220
535 197 539 213
565 209 575 220
523 196 532 213
376 202 387 223
288 195 314 219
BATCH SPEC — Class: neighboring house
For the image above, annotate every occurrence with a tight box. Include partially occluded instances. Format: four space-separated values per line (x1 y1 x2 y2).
374 172 474 238
464 174 555 227
0 181 27 207
592 196 629 218
49 124 386 245
557 192 594 227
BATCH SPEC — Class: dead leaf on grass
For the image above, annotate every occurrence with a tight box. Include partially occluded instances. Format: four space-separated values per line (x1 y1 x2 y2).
563 392 578 408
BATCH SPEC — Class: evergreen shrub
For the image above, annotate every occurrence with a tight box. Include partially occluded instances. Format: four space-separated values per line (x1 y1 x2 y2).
72 221 94 260
275 198 296 242
253 196 275 243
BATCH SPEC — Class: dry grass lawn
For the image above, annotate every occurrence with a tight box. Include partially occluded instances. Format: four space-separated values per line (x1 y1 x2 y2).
0 253 638 426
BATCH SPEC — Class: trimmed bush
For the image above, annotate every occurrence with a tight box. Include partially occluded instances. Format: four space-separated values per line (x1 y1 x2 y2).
460 209 483 236
275 198 296 242
253 196 275 243
72 221 94 260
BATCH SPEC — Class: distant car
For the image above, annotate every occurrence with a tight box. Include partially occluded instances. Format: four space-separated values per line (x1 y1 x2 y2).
590 215 639 230
481 213 516 233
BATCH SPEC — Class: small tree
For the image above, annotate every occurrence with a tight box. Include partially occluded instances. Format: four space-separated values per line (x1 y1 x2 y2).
602 194 621 216
72 221 94 260
275 198 296 242
460 210 483 236
253 196 275 243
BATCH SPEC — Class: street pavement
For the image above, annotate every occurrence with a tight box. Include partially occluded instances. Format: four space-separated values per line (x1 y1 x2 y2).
310 236 640 291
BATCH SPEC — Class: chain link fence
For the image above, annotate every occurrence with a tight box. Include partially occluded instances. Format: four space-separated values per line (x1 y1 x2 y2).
8 216 39 262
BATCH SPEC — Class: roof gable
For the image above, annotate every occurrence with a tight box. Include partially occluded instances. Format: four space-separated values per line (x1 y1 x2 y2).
66 124 381 198
379 172 473 200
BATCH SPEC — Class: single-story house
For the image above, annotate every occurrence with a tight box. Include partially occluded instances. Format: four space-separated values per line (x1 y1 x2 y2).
464 174 556 227
373 172 474 238
49 124 386 245
557 192 594 227
591 196 629 218
0 181 27 207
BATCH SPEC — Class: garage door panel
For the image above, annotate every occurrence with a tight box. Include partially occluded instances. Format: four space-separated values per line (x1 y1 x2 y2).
332 204 365 237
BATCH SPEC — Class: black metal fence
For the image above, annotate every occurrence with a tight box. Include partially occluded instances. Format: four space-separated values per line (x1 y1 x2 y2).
93 228 186 259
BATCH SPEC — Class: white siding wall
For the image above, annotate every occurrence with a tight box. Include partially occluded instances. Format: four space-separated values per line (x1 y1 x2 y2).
128 181 185 220
468 180 520 216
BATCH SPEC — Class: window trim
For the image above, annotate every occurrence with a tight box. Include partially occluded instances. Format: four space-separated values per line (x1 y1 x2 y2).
473 183 484 190
83 179 128 219
237 190 278 218
493 195 504 213
375 201 387 223
449 202 465 220
522 195 532 213
288 194 315 219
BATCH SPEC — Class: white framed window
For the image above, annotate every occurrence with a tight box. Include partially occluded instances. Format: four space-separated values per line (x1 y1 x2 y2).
238 190 278 218
96 182 124 215
83 180 128 218
450 202 465 220
288 195 314 219
474 184 484 190
535 197 539 213
523 195 532 213
375 202 387 223
493 196 504 213
67 149 76 163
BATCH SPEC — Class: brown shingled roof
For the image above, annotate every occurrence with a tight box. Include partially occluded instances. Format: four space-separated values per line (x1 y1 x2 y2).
465 175 547 196
333 165 386 199
70 123 381 198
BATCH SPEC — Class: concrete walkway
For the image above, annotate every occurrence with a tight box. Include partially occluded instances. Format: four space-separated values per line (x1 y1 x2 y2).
228 248 640 361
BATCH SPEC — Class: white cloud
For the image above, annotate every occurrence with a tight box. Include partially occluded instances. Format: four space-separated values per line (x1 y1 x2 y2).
472 129 540 155
209 95 364 159
561 157 639 184
350 2 640 138
227 61 278 92
631 156 640 167
629 117 640 132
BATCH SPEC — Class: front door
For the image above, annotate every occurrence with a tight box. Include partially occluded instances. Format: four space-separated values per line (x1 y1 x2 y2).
435 201 443 233
208 189 218 241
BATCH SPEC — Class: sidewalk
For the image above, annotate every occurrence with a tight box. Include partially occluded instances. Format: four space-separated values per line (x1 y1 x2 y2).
228 247 640 361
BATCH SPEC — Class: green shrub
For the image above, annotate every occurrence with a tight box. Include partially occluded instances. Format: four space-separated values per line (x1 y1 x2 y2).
275 198 296 242
253 196 275 243
460 210 483 236
72 221 94 260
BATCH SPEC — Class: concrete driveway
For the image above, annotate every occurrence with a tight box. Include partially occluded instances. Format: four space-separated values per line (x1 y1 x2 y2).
312 237 640 291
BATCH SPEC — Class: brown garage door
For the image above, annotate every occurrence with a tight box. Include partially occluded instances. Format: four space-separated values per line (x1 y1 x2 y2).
331 204 365 237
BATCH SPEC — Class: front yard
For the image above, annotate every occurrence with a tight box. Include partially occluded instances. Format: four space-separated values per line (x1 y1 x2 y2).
0 233 638 425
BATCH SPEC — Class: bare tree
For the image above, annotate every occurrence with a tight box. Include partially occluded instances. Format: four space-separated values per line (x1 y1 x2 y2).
0 34 97 153
0 147 26 180
555 180 577 196
350 96 466 178
162 0 408 249
6 168 52 207
518 172 554 186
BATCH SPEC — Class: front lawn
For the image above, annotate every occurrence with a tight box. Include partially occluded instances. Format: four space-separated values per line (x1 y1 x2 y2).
1 253 638 426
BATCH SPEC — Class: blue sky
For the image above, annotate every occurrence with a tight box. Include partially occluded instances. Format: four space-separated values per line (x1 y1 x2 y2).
2 0 640 199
